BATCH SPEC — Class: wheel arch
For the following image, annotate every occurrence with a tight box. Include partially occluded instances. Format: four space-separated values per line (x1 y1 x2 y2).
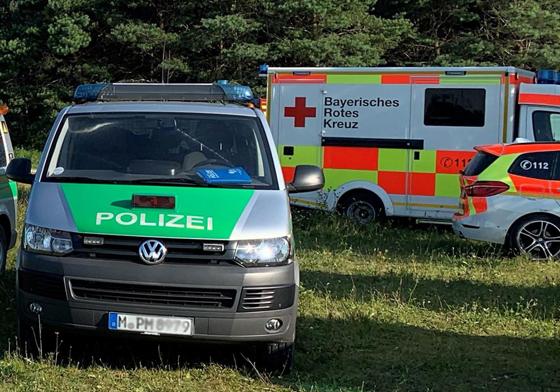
0 213 11 248
506 211 560 245
327 181 394 216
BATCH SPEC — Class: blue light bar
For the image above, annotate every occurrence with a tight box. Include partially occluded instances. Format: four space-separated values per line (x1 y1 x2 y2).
218 83 254 101
72 82 254 103
258 64 269 76
73 83 109 102
537 69 559 84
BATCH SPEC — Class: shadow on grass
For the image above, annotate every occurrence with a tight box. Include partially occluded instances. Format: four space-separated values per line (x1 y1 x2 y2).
301 270 560 320
291 315 560 391
292 208 503 263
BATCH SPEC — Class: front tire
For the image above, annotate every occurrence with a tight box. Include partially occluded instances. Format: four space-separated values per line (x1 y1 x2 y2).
509 214 560 260
255 342 294 375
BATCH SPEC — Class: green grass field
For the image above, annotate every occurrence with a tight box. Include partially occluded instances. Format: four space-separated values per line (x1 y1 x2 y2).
0 182 558 391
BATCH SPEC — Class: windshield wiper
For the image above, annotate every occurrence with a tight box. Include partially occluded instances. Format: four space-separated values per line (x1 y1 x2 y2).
127 176 208 186
47 176 114 184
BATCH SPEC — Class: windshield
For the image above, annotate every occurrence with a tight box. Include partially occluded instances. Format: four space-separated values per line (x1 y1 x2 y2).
45 112 277 189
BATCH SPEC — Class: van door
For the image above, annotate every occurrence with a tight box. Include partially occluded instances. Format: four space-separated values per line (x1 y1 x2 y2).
408 75 502 218
271 79 324 206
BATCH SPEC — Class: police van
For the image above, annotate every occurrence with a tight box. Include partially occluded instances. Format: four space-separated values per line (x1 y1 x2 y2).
8 83 324 372
0 104 17 271
261 66 560 223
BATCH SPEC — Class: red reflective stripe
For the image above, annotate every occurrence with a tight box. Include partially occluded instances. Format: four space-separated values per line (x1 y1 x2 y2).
273 74 327 84
519 93 560 107
281 166 295 183
436 150 477 174
509 174 560 196
378 171 406 194
412 76 440 84
507 74 535 84
323 146 378 170
408 172 436 196
472 197 488 213
381 74 411 84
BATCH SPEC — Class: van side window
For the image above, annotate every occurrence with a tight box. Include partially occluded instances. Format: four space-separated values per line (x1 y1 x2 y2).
532 111 560 141
424 88 486 127
508 151 557 180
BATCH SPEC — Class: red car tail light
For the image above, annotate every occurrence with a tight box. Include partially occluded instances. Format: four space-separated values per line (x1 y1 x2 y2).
464 181 509 197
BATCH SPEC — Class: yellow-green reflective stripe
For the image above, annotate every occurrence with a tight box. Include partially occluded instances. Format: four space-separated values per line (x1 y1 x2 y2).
440 76 502 85
278 145 321 167
324 168 377 189
413 150 436 172
477 154 519 191
326 74 381 84
378 149 408 171
435 174 460 197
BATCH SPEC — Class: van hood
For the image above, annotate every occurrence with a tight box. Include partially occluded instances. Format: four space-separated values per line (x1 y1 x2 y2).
26 183 291 240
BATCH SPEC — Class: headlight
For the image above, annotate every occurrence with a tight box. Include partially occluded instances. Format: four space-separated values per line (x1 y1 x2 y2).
234 237 291 267
24 224 73 255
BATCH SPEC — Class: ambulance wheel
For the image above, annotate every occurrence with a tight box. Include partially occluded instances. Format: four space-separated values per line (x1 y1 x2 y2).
509 214 560 260
337 190 384 224
254 342 294 375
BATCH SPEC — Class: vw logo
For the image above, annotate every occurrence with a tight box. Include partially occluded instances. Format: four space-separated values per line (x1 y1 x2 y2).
138 240 167 265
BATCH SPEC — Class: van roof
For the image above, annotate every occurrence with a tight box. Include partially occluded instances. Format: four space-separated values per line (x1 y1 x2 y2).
66 101 258 117
476 142 560 156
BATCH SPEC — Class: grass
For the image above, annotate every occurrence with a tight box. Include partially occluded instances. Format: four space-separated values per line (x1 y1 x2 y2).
0 178 559 390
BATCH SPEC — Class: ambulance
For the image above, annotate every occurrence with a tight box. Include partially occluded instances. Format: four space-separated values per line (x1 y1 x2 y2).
261 66 560 223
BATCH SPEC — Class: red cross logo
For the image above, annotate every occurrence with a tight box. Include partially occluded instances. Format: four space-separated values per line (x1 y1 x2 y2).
284 97 316 127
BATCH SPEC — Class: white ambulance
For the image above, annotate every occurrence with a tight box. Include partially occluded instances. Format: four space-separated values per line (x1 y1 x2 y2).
261 66 560 223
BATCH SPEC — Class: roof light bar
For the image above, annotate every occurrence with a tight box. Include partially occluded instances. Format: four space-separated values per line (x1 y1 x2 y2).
537 69 560 85
73 82 254 103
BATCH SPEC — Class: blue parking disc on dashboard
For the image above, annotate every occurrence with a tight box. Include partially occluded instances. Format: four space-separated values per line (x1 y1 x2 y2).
196 167 252 184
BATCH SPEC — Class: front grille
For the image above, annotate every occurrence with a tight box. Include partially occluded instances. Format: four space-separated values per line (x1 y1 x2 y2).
71 234 232 264
18 269 67 300
70 279 236 309
238 285 295 312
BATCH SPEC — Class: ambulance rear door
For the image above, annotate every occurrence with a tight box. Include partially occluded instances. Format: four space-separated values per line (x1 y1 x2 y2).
408 73 503 218
270 74 325 207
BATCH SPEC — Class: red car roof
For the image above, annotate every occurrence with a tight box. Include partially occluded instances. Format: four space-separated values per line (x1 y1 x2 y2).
475 142 560 156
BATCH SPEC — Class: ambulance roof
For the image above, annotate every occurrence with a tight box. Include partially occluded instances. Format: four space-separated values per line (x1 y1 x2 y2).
265 66 534 77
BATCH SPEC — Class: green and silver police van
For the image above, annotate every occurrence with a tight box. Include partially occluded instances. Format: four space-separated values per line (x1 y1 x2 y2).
7 83 324 371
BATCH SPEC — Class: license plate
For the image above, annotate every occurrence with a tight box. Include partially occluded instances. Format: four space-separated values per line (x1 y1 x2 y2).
108 312 193 336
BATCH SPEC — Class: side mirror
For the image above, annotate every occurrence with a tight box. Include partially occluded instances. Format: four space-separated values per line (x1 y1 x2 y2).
6 158 34 184
287 165 324 194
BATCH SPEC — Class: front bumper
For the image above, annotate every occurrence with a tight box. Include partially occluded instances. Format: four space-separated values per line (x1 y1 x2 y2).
16 251 298 343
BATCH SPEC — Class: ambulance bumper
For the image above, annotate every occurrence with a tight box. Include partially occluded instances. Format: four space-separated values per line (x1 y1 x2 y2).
16 250 298 343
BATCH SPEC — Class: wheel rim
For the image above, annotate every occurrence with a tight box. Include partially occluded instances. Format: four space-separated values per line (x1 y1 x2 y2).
346 200 376 224
516 219 560 260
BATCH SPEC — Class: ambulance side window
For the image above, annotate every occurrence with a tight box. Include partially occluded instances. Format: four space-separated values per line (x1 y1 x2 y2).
508 151 557 180
424 88 486 127
532 111 560 141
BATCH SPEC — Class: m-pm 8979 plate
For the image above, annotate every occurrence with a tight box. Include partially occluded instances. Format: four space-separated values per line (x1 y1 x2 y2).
108 312 193 336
